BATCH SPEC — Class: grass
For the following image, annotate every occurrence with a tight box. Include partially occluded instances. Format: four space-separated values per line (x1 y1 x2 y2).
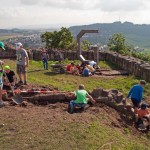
3 59 150 97
0 59 150 150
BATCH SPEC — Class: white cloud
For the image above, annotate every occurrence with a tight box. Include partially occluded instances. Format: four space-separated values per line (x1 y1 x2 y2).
0 8 26 19
20 0 41 5
44 0 99 10
97 0 147 12
1 0 150 28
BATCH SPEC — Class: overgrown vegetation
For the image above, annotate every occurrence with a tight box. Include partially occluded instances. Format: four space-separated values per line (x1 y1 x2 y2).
41 27 73 50
108 33 150 62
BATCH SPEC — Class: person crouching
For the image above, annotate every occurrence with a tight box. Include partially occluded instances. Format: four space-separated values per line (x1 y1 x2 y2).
3 66 17 90
135 103 150 131
68 84 96 114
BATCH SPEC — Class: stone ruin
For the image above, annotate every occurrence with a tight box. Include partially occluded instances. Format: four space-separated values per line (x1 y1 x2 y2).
2 87 134 118
1 47 150 81
101 51 150 82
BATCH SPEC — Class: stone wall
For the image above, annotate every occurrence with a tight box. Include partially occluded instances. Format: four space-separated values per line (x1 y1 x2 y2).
1 48 150 82
103 51 150 82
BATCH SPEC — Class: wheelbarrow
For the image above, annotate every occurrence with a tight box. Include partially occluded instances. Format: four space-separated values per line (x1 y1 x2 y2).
51 64 66 74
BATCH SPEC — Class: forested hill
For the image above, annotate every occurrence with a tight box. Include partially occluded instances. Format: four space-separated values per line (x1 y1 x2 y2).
69 21 150 48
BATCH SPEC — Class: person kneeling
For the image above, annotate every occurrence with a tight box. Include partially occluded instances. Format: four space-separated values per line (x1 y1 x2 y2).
3 66 17 90
68 84 96 114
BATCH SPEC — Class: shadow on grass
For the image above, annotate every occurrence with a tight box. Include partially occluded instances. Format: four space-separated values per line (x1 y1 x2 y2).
44 71 60 76
28 69 43 73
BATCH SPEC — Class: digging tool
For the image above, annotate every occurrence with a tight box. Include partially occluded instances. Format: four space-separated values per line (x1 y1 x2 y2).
1 64 23 104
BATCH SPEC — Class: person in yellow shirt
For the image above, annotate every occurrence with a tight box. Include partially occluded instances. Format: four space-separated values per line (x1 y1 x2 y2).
86 63 95 75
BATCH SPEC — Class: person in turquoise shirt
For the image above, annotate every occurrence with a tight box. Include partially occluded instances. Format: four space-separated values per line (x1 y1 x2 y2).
0 41 8 107
68 84 96 114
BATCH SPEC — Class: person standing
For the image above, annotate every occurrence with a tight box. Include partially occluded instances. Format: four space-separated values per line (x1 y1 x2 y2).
40 48 49 70
0 41 7 107
16 42 29 85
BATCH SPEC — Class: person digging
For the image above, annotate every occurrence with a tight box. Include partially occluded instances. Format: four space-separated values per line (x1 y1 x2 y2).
3 66 17 90
68 84 96 114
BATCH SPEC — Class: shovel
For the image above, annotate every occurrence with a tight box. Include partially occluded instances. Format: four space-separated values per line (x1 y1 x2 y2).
1 64 23 104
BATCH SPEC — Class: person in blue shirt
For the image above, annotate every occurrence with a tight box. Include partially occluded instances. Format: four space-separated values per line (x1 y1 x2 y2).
126 80 146 113
83 66 90 77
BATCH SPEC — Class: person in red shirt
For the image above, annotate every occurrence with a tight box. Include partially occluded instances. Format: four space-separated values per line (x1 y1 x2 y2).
66 63 73 72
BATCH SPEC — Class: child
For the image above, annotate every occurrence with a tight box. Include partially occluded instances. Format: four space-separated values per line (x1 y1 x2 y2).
68 84 96 114
126 80 146 113
69 63 79 75
3 66 17 90
135 103 150 130
0 41 8 107
40 48 49 70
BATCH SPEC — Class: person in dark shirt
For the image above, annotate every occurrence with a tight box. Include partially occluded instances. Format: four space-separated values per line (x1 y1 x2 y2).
3 66 17 89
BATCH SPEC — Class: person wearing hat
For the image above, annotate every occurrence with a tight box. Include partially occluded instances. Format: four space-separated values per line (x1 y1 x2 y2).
3 66 17 90
0 41 8 107
126 80 146 114
16 42 29 85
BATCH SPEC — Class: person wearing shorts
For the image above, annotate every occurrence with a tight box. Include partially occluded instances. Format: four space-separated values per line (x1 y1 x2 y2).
126 80 146 113
16 42 29 85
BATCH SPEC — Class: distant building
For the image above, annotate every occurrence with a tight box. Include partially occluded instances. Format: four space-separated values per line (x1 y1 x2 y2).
134 46 144 52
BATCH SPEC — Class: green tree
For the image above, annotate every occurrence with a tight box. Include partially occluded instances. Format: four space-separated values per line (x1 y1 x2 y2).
41 32 53 48
41 27 73 50
67 39 77 51
81 40 91 50
108 33 129 54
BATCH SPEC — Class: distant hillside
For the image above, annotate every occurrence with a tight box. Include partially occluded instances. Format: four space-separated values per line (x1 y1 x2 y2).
69 21 150 48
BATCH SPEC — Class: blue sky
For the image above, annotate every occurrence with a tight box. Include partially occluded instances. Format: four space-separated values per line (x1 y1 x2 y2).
0 0 150 28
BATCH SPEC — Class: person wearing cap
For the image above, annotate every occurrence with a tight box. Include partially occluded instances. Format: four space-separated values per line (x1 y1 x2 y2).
126 80 146 113
16 42 29 85
0 41 8 107
135 103 150 130
3 66 17 90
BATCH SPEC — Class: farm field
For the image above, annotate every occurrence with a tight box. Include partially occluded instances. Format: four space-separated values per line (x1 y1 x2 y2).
0 59 150 150
0 34 23 40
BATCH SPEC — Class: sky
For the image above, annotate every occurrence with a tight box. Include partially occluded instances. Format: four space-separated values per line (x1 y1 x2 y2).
1 0 150 29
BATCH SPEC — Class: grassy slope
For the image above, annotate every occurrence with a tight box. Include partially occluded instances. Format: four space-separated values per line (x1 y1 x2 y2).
0 59 150 150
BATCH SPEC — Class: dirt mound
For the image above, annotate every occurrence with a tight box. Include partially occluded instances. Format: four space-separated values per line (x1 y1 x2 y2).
0 101 139 134
2 83 149 135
